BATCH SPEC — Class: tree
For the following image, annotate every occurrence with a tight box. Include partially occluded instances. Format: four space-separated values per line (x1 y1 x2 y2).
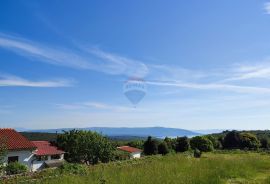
222 131 242 149
204 135 221 149
239 132 260 150
143 136 158 155
260 138 269 149
158 142 169 155
127 140 144 149
223 131 260 150
57 130 114 165
190 136 214 152
164 137 176 151
175 137 189 152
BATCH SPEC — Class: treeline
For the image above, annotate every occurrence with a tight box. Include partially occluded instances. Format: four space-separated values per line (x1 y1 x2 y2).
20 129 268 166
140 130 266 157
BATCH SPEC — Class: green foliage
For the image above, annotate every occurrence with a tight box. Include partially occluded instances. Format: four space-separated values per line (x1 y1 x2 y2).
239 132 260 150
193 149 201 158
190 136 214 152
204 135 221 149
59 163 87 175
175 137 189 152
158 142 169 155
164 137 176 151
5 162 28 175
127 140 144 149
260 138 269 149
143 136 159 155
113 150 130 160
57 129 114 164
223 131 241 149
223 131 260 150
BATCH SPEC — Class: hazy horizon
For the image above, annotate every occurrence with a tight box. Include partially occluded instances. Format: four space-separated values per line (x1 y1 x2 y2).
1 1 270 130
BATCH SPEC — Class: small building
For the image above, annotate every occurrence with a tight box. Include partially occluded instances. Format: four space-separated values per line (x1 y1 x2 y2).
31 141 65 171
0 128 64 172
117 146 142 159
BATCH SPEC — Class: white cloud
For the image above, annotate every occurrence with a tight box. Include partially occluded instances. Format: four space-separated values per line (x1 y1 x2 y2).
55 101 146 112
264 2 270 14
2 32 270 94
147 81 270 94
0 74 72 87
0 33 148 78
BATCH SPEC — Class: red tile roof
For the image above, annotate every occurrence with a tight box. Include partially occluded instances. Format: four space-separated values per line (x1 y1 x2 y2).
117 146 142 153
0 128 37 151
32 141 64 156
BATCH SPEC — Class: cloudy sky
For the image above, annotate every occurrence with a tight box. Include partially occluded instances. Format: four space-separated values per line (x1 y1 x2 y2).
1 1 270 130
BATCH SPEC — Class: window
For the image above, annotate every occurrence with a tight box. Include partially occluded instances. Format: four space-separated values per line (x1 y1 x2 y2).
8 156 19 163
51 154 61 160
36 155 48 161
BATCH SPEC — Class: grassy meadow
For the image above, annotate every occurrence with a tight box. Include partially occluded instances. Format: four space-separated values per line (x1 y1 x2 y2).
4 151 270 184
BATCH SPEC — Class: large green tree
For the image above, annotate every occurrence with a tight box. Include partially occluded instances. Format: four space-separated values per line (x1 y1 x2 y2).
175 137 190 152
190 136 214 152
158 142 169 155
143 136 158 155
57 130 114 165
239 132 260 150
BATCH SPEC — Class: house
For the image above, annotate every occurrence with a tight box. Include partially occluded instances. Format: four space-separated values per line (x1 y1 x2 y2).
0 128 64 172
117 146 142 159
31 141 65 171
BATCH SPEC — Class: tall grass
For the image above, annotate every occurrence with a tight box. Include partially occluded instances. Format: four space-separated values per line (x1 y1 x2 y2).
5 152 270 184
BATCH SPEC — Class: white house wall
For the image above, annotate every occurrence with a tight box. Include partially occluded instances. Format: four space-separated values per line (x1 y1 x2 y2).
4 150 35 171
130 152 141 159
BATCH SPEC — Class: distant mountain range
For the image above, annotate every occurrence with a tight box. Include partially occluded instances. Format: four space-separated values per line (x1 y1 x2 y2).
25 127 201 138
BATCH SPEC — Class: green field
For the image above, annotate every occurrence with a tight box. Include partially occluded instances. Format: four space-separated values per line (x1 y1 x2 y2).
5 151 270 184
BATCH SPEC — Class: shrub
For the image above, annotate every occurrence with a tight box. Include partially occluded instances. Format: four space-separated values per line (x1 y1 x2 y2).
113 150 130 160
239 132 260 150
190 136 214 152
175 137 190 152
59 163 87 175
5 162 27 175
260 138 269 149
223 131 260 150
223 131 241 149
158 142 169 155
143 136 159 155
204 135 221 149
193 149 201 158
127 140 144 150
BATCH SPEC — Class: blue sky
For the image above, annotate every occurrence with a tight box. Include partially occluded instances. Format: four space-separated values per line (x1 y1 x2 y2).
1 0 270 130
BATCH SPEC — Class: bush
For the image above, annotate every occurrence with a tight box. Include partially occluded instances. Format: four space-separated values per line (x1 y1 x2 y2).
164 137 177 151
204 135 221 149
59 163 87 175
175 137 190 152
143 136 159 155
193 149 201 158
223 131 260 150
223 131 241 149
260 138 269 149
190 136 214 152
113 150 130 160
239 132 260 150
5 162 27 175
158 142 169 155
